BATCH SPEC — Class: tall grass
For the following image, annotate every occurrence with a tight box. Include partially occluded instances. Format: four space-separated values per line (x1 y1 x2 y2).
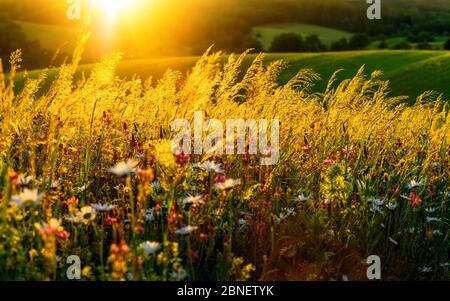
0 45 448 280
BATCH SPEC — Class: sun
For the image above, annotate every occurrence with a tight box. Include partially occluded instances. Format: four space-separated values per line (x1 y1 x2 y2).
92 0 140 21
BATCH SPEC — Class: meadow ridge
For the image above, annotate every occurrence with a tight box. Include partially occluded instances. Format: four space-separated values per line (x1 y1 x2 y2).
12 50 450 101
251 23 353 49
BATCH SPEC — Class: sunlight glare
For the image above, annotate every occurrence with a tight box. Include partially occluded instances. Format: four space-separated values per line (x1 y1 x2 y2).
92 0 140 22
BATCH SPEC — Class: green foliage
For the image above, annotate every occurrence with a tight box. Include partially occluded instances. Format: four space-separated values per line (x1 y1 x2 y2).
304 35 327 52
391 41 413 50
269 33 304 53
0 19 52 71
331 38 350 51
253 23 352 51
349 34 371 50
417 41 433 50
444 38 450 50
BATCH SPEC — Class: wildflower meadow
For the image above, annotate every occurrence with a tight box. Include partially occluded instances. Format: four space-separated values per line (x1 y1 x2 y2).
0 42 449 281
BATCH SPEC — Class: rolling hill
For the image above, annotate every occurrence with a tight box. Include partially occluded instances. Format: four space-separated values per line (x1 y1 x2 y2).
252 23 353 50
9 50 450 101
16 21 79 51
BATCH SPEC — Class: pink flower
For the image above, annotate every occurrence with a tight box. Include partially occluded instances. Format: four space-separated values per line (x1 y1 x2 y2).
105 215 117 226
176 150 190 165
409 193 422 208
322 159 335 167
57 230 70 240
199 233 208 242
215 174 226 183
302 144 312 152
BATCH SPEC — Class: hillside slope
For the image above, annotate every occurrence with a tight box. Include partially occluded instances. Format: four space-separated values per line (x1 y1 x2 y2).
10 50 450 101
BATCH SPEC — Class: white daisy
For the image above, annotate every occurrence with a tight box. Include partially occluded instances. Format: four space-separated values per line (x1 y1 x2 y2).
419 266 432 273
425 207 439 213
64 213 84 224
140 241 161 256
126 272 133 281
274 207 296 224
371 198 385 206
387 202 398 211
169 269 187 280
370 204 385 216
406 179 424 190
65 206 97 224
18 175 33 186
39 177 60 189
213 178 241 190
293 193 311 202
194 160 224 174
77 183 90 193
108 159 138 177
10 189 44 208
175 225 199 235
150 181 161 189
145 209 155 221
182 194 204 206
91 203 116 212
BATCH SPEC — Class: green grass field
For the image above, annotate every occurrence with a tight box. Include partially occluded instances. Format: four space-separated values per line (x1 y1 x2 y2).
368 36 448 50
252 23 353 50
16 21 79 51
11 50 450 101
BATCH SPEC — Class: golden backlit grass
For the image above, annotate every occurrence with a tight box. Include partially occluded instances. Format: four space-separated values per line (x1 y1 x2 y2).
0 45 448 280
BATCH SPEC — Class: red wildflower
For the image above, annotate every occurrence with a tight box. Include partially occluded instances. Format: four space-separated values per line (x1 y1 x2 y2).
215 173 226 183
302 144 312 152
175 150 190 165
199 233 208 242
322 159 335 168
409 192 422 208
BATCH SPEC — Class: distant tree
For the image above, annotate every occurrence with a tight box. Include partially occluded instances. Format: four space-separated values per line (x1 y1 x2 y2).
303 35 326 52
242 37 264 53
377 34 388 49
0 19 51 71
269 33 304 53
349 33 371 50
417 41 433 50
444 38 450 50
330 38 350 51
391 41 412 50
408 31 435 43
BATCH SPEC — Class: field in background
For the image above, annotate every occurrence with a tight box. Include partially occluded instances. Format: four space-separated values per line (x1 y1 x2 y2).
252 23 353 50
13 50 450 101
368 36 448 50
16 21 78 51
